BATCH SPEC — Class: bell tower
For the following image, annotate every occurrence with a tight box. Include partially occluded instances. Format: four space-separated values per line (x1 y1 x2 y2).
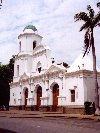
14 25 43 77
18 25 42 53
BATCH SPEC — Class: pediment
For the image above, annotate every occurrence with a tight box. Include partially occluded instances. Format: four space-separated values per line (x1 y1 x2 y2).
45 64 66 74
19 72 30 81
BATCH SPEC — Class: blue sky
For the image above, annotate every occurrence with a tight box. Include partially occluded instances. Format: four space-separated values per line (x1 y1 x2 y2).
0 0 100 66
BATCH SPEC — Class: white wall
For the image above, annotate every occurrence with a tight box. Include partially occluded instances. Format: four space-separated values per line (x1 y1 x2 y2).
10 85 21 106
32 50 52 74
18 34 42 53
65 75 84 106
83 75 100 106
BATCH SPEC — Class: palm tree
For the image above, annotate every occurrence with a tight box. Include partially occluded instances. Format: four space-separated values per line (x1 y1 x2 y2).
74 4 100 114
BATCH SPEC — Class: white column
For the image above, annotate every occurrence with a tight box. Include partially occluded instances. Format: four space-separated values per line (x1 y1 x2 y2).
24 58 27 73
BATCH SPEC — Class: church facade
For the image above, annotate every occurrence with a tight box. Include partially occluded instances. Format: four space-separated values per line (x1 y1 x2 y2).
10 25 100 114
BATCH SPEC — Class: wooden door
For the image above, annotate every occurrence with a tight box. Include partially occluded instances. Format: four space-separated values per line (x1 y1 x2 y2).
53 84 59 111
25 89 28 106
37 86 42 111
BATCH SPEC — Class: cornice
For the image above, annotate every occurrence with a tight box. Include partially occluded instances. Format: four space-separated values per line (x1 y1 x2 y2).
65 70 100 77
32 70 64 81
18 33 43 39
16 53 32 60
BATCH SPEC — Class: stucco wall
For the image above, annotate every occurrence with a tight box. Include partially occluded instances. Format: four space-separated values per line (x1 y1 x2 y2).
65 75 84 106
83 74 100 106
10 85 21 106
18 34 42 52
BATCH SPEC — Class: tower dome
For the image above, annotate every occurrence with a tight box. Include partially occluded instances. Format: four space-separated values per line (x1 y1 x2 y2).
18 25 42 53
23 25 37 32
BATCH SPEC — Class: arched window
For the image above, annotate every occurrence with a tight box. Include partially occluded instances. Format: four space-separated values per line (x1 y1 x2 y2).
36 61 42 73
33 41 36 50
17 65 19 76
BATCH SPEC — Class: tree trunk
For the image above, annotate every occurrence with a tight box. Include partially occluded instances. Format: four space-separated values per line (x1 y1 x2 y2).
91 29 99 114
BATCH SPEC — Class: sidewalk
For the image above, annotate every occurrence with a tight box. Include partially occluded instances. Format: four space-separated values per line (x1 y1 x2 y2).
0 110 100 121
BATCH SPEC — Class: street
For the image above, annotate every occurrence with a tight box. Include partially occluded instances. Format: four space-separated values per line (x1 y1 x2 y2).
0 117 100 133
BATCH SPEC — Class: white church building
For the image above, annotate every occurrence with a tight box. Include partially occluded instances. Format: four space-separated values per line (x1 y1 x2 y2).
10 25 100 114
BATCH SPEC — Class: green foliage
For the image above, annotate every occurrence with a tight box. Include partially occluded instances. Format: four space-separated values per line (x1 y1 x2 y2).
0 56 15 106
97 2 100 8
74 4 100 57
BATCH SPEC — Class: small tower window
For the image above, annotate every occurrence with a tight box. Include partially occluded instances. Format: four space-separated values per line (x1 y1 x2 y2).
17 65 19 76
38 67 41 73
33 41 36 50
36 61 42 73
19 41 21 52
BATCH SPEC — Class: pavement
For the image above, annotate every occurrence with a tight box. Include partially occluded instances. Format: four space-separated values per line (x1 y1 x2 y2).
0 110 100 121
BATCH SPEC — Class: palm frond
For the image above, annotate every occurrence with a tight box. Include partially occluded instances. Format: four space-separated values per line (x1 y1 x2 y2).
74 12 90 22
74 4 99 58
93 12 100 27
97 23 100 27
83 29 91 57
87 32 92 54
87 5 91 11
80 22 90 31
87 5 95 19
97 2 100 8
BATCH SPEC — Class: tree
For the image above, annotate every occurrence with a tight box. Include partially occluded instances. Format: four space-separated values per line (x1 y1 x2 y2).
74 4 100 114
0 56 15 108
0 65 10 107
8 55 15 83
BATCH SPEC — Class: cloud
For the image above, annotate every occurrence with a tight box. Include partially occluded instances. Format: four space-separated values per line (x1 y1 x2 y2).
0 0 100 67
0 42 18 64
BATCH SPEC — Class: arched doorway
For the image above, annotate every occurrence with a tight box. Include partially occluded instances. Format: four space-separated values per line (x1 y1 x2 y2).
53 84 59 111
24 88 28 107
37 86 42 111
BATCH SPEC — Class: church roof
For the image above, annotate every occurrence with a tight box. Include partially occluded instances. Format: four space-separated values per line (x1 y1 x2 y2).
23 25 37 32
67 53 100 72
